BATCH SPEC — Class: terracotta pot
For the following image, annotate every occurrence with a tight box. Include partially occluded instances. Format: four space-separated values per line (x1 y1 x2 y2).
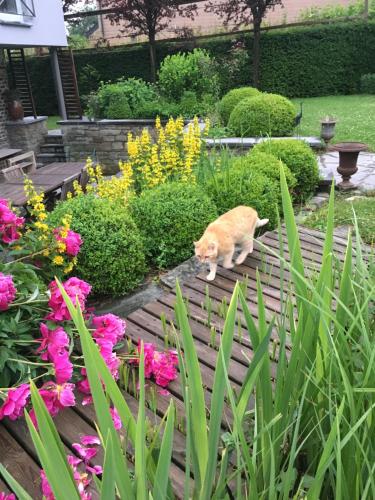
7 99 24 121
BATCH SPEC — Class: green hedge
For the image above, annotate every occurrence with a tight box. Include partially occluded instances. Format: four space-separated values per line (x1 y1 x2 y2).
27 21 375 115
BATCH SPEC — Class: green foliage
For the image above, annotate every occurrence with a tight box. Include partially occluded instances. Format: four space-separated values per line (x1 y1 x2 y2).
232 150 297 192
203 162 280 227
49 195 147 296
360 73 375 94
291 95 375 151
86 78 158 119
303 195 375 245
158 49 220 102
218 86 261 124
252 138 320 202
4 183 375 499
130 183 218 268
298 0 374 21
68 34 89 50
228 93 296 137
27 21 375 115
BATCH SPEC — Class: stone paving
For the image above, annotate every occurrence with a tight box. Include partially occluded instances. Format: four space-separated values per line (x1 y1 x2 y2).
318 151 375 192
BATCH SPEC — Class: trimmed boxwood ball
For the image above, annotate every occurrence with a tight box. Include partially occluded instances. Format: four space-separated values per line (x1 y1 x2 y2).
232 151 297 193
218 86 261 125
49 195 147 296
203 165 280 228
228 93 296 137
252 139 320 202
130 183 218 268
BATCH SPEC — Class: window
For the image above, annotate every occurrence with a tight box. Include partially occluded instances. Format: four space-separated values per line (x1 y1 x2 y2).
0 0 35 26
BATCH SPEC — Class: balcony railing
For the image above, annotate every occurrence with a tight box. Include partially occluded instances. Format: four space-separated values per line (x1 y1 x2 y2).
0 0 35 26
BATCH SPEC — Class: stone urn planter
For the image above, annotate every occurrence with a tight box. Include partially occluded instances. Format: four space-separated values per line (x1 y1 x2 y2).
334 142 368 190
320 116 337 146
4 89 24 121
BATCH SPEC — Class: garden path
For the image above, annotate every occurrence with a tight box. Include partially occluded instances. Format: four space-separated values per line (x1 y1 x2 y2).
0 225 367 498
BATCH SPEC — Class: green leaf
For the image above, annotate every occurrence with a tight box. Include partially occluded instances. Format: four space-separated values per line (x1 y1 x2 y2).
0 463 33 500
153 400 175 500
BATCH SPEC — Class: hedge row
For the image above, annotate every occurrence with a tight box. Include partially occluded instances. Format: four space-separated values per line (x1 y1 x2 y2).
28 20 375 115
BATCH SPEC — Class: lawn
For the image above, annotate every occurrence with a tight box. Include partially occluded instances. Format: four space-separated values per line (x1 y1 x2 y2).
47 115 61 130
303 194 375 245
292 94 375 151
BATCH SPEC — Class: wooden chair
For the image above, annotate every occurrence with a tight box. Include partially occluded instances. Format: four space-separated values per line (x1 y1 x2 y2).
60 174 76 201
1 151 36 181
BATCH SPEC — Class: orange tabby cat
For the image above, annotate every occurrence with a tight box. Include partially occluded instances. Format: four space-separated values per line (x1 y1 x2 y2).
194 206 269 281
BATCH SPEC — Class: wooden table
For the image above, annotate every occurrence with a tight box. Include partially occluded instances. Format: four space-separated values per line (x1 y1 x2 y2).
0 149 22 162
0 162 85 206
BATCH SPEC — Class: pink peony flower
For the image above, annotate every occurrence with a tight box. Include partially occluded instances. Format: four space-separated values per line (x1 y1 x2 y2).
152 351 178 388
0 198 24 244
110 407 122 430
46 277 91 322
92 314 126 345
37 323 69 361
0 494 16 500
55 229 82 257
86 464 103 475
0 383 30 421
41 454 92 500
53 350 73 385
30 382 75 427
80 435 101 446
40 470 54 500
0 273 16 311
72 443 98 462
96 338 120 380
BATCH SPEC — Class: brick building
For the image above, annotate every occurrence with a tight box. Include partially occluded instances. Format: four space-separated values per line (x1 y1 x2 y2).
89 0 354 46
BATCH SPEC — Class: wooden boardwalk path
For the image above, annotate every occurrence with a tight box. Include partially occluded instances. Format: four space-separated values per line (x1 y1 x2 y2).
0 225 364 498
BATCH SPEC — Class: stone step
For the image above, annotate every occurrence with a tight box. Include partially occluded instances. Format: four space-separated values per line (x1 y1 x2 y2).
45 133 63 145
36 152 66 164
39 144 65 154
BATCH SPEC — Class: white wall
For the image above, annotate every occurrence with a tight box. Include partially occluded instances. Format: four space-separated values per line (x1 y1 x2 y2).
0 0 67 47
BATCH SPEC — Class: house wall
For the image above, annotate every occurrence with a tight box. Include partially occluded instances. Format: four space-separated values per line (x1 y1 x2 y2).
0 52 9 147
90 0 354 46
0 0 67 48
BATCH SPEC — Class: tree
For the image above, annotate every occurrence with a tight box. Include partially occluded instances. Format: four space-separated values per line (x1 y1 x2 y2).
99 0 197 82
206 0 283 88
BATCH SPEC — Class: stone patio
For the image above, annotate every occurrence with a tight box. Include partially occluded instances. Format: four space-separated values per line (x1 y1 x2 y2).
318 151 375 192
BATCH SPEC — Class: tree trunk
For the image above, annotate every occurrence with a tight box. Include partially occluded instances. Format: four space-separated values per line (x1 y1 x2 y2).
148 33 157 83
252 17 262 88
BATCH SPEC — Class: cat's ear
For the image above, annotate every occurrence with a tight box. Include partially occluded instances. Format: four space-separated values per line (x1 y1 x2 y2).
193 241 198 247
208 241 218 252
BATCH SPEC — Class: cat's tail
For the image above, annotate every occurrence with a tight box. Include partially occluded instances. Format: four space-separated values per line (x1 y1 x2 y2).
256 218 269 228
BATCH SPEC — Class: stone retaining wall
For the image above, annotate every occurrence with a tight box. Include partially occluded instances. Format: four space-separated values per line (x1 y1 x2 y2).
60 119 161 174
6 117 48 154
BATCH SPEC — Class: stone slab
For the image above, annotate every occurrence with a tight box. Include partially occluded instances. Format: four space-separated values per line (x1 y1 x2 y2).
318 151 375 192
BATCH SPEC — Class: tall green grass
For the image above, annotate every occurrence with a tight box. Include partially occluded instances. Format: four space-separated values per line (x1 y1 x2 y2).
1 174 374 499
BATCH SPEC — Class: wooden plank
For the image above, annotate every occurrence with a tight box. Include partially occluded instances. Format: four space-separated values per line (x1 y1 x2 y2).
0 425 41 498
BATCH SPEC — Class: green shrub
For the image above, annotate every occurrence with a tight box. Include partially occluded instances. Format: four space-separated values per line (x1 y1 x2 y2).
203 164 280 228
218 87 261 124
252 139 320 202
130 183 218 268
360 73 375 94
87 77 158 119
49 195 147 296
158 49 220 102
228 93 296 137
232 151 297 192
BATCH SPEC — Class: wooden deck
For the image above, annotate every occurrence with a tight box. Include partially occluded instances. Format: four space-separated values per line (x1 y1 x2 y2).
0 225 364 497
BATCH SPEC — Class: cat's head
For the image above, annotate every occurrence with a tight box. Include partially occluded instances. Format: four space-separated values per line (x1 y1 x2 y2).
194 239 218 263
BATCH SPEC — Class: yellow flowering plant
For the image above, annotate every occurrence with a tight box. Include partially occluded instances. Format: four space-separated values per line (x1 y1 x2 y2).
5 178 83 279
125 116 209 191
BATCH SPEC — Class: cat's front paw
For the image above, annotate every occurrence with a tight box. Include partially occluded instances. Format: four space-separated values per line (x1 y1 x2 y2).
223 262 234 269
235 255 246 265
206 273 216 281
